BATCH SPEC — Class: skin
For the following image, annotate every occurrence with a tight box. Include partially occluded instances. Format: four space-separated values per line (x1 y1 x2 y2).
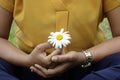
0 7 61 68
30 7 120 78
0 5 120 78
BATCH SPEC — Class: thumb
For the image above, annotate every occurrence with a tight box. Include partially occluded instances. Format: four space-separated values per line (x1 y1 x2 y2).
35 42 52 53
51 53 74 63
48 49 63 58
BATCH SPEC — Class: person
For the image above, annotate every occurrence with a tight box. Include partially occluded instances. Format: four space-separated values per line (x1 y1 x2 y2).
0 0 120 80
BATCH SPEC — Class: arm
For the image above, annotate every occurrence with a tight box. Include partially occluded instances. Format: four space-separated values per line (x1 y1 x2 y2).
50 7 120 63
88 7 120 61
0 6 29 66
30 7 120 78
0 6 59 67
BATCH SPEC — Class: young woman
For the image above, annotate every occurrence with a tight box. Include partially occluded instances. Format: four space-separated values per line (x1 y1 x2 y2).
0 0 120 80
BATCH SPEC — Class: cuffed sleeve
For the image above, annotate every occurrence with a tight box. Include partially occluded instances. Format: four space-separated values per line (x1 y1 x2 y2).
0 0 14 12
103 0 120 13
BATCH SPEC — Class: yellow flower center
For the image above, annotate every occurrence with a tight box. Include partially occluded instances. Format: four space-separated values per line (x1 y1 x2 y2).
56 34 63 40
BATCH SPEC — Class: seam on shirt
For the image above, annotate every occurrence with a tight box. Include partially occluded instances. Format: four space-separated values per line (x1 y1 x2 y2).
0 0 14 12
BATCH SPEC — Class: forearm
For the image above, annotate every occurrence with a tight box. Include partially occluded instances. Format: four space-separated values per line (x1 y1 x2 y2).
88 36 120 62
0 38 30 67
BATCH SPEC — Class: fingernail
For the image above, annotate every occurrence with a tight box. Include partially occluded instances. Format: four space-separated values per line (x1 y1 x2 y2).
30 67 34 72
34 64 39 67
52 56 58 62
34 64 37 66
30 66 32 69
31 69 33 72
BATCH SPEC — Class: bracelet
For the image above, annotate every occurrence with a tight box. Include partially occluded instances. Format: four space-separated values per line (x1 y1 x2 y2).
81 50 93 68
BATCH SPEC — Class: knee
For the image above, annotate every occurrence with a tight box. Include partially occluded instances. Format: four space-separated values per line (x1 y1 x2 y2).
82 65 120 80
82 53 120 80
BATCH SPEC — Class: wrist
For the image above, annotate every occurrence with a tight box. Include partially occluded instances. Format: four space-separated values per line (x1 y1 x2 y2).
81 50 93 68
25 54 36 67
12 52 31 67
25 55 31 67
77 51 86 65
20 53 32 67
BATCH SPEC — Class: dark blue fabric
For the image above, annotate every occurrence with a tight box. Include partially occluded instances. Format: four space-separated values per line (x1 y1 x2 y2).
0 53 120 80
82 53 120 80
0 59 67 80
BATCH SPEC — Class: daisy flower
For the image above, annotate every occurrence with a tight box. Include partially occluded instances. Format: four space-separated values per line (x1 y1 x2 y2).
48 28 71 49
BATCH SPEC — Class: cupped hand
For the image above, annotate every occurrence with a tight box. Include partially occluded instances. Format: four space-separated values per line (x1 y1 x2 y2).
27 42 62 68
30 51 85 78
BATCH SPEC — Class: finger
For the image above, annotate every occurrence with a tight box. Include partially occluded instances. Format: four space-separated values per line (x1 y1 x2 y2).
48 49 63 58
34 64 58 77
34 64 48 73
34 63 71 77
35 42 52 53
62 49 66 55
52 63 71 73
34 64 53 78
51 53 75 62
30 66 47 78
47 63 71 75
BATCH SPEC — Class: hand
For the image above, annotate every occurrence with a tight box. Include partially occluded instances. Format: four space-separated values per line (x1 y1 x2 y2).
30 51 85 78
27 42 62 68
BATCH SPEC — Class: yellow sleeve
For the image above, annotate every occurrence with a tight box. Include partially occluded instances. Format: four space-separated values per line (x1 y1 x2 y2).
0 0 14 12
103 0 120 13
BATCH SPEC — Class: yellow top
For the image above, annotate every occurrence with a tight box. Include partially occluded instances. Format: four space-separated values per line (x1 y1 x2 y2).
0 0 120 53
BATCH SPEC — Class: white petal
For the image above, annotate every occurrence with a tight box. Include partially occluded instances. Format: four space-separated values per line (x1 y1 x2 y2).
48 28 71 49
66 40 71 44
63 40 70 44
63 34 71 37
61 41 67 47
63 31 69 34
63 36 71 40
48 39 53 42
55 42 58 49
58 41 62 48
60 28 64 33
50 32 55 35
52 41 57 47
55 41 62 49
49 40 54 44
48 36 55 39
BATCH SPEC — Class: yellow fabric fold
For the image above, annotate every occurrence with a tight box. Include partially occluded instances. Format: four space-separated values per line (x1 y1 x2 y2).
0 0 14 12
103 0 120 13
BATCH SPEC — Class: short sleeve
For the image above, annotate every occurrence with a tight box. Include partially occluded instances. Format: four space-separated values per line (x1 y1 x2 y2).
103 0 120 13
0 0 15 12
